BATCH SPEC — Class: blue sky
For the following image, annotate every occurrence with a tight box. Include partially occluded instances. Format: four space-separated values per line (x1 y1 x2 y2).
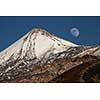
0 16 100 52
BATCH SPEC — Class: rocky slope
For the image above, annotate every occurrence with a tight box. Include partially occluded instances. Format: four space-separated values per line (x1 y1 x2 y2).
0 28 100 83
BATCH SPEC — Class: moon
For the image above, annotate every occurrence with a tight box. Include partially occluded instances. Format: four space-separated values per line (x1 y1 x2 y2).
70 28 80 37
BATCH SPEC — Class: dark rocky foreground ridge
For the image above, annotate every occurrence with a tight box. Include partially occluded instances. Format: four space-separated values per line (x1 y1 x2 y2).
0 47 100 83
0 28 100 83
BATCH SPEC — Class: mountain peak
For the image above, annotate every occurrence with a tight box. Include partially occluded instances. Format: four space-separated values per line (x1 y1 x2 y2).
0 28 77 64
31 28 48 34
29 28 54 38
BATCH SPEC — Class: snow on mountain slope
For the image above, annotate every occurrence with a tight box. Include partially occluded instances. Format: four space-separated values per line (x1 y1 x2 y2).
0 28 78 65
72 46 100 58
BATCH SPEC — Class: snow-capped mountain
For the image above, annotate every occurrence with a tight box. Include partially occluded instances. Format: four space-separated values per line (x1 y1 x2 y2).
0 28 77 65
0 28 100 83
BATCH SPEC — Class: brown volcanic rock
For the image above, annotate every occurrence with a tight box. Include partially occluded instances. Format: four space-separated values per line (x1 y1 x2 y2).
0 54 99 83
50 56 100 83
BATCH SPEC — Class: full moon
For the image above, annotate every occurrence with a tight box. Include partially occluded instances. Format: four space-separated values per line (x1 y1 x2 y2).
70 28 80 37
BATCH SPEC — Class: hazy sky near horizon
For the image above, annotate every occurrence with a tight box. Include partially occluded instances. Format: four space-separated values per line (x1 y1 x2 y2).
0 16 100 52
